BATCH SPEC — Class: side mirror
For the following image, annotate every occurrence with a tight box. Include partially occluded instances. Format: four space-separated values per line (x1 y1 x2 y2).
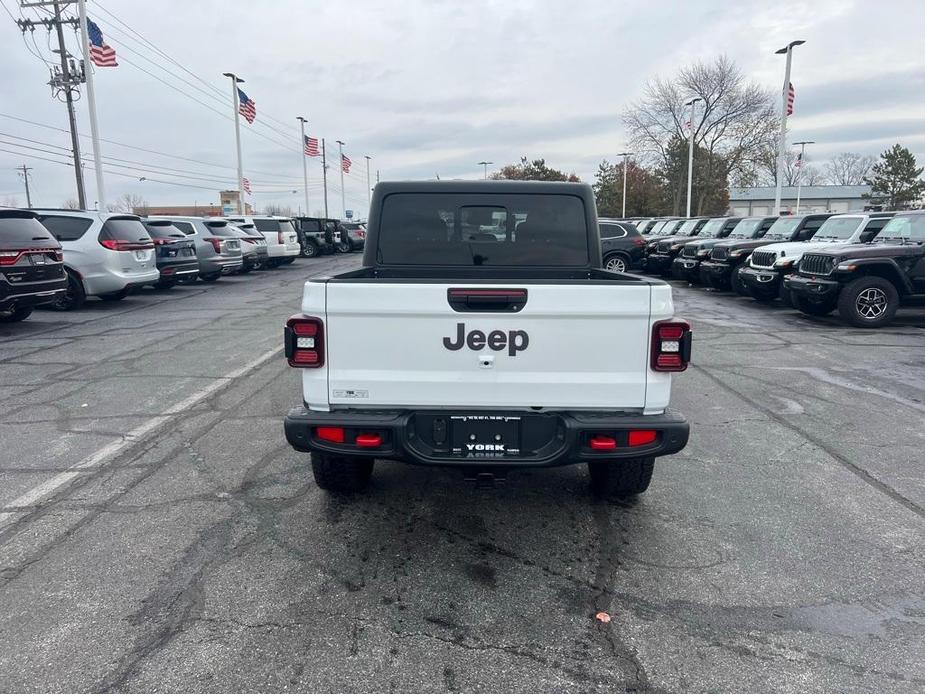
858 230 877 243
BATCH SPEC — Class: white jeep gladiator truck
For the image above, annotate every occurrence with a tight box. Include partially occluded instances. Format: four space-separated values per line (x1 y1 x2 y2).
284 181 691 498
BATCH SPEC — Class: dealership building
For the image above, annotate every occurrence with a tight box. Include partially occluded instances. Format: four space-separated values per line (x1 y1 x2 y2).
729 185 872 216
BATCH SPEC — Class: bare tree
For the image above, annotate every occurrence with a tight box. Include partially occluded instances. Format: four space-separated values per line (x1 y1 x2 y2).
623 56 778 214
263 203 293 217
107 193 149 214
824 152 876 186
799 165 824 186
62 198 81 209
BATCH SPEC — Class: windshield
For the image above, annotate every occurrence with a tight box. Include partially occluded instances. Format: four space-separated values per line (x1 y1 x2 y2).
647 221 667 235
377 192 589 266
675 220 700 236
697 218 726 238
876 214 925 243
763 216 801 241
812 217 863 241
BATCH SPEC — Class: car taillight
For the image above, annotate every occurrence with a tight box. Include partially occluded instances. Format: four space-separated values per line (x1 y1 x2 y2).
316 427 344 443
1 248 65 264
357 230 366 238
152 238 175 246
0 250 22 265
277 231 285 244
651 320 692 372
206 237 223 253
632 237 646 246
99 239 155 251
285 315 324 368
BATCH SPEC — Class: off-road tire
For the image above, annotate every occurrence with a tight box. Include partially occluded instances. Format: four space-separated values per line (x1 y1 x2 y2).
0 306 33 322
301 242 319 258
335 241 350 254
311 452 374 493
778 282 793 307
837 275 899 328
793 294 837 316
731 266 749 296
588 457 655 499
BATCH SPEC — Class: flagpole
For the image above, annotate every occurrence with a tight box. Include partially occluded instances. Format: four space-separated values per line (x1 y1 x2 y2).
364 155 372 220
684 97 702 218
336 140 346 218
321 139 329 219
77 0 105 209
793 140 814 214
773 40 805 215
223 72 245 214
297 116 310 216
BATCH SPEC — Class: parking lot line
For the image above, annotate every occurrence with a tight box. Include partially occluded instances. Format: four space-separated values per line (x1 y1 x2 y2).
0 345 283 529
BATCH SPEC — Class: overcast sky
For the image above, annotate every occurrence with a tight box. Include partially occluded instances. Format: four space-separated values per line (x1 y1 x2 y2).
1 0 924 215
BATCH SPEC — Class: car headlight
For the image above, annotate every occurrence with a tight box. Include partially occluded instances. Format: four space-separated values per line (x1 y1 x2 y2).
671 244 685 251
729 250 744 257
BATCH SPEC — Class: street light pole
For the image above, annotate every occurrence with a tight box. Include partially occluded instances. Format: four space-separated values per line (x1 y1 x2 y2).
297 116 310 217
223 72 246 213
364 155 372 218
773 40 805 215
684 98 702 218
17 165 33 208
77 0 105 210
616 151 633 218
478 161 493 180
793 140 814 214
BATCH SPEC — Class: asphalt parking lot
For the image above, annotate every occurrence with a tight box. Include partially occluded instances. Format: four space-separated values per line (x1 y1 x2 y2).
1 256 923 694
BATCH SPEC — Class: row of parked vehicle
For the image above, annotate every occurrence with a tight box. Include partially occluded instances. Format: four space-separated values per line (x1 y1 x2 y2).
598 210 925 328
0 209 365 322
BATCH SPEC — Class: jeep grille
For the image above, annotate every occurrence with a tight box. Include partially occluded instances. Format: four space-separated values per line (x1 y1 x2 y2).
682 245 698 258
711 246 729 261
799 254 836 276
657 240 674 254
750 250 776 268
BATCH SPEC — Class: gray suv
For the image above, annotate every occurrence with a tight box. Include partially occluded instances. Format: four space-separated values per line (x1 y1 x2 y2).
145 216 243 281
35 210 160 310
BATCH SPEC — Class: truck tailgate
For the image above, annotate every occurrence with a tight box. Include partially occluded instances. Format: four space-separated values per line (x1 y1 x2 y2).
324 282 652 409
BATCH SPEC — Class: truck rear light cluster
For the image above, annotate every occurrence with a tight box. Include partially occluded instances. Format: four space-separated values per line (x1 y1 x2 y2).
285 315 325 367
651 320 692 372
587 430 659 451
316 427 384 448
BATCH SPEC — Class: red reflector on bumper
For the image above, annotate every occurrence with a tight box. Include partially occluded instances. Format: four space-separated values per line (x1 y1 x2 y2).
316 427 345 443
589 435 617 451
355 433 382 448
628 430 657 447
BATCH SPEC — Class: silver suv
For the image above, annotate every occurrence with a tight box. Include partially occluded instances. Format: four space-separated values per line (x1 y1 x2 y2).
145 216 243 281
225 215 300 267
34 210 160 310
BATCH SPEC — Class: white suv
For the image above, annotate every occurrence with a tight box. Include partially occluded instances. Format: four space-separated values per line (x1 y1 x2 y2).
34 210 160 310
226 215 300 267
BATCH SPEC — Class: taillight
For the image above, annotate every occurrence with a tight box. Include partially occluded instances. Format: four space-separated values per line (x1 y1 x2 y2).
0 250 22 266
206 237 223 253
589 435 617 451
632 237 646 246
651 320 692 372
152 237 175 246
1 248 64 265
277 231 285 244
628 430 657 447
285 315 324 368
357 230 366 238
99 239 155 251
316 427 344 443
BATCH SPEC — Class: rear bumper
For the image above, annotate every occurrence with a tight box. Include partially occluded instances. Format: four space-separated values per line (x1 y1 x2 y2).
784 273 840 299
284 407 689 468
156 259 199 281
0 282 67 311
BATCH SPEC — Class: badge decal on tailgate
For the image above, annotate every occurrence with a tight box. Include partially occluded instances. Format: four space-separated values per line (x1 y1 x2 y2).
442 322 529 356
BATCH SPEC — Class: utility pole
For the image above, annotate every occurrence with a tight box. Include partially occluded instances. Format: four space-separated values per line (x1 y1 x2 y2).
222 72 245 213
17 2 86 208
616 151 633 218
76 0 105 209
478 161 493 179
376 169 380 184
336 140 346 219
364 155 372 217
17 165 33 207
321 138 329 219
793 140 814 214
297 116 310 218
684 97 702 218
773 40 805 215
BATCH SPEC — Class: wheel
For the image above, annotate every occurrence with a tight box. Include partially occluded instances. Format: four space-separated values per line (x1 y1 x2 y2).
837 276 899 328
731 266 749 296
51 270 86 311
155 280 176 290
778 282 793 308
0 306 33 323
310 452 374 493
99 289 129 301
200 273 221 282
603 253 628 273
301 242 319 258
335 241 350 254
793 294 837 316
588 457 655 499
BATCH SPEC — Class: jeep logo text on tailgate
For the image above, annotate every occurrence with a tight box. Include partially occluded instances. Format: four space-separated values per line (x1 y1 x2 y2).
443 323 529 356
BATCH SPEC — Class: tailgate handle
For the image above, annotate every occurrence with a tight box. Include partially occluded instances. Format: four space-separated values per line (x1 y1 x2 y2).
447 288 527 313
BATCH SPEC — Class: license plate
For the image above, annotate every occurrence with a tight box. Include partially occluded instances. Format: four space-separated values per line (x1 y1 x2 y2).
134 250 148 261
450 415 521 457
30 253 47 265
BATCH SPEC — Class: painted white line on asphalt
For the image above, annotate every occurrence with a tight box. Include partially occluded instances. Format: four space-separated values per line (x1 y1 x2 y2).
0 345 283 529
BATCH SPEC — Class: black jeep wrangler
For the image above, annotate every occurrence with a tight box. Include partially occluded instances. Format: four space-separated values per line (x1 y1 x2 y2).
785 210 925 328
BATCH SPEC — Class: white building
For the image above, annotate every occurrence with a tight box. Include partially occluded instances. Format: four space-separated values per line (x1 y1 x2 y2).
729 185 872 216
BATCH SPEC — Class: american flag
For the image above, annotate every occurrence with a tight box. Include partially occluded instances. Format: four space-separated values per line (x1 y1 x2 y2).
341 154 352 173
238 89 256 124
242 177 252 194
786 82 795 116
304 136 320 157
86 19 118 68
794 151 803 168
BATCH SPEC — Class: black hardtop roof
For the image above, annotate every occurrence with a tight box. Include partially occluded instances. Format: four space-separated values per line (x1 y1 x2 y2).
0 208 38 219
374 180 592 196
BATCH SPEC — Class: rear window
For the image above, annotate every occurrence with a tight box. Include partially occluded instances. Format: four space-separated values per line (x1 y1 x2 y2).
299 219 321 232
204 221 238 237
100 218 151 243
0 214 57 245
377 193 589 266
143 222 186 239
37 215 93 241
253 219 283 232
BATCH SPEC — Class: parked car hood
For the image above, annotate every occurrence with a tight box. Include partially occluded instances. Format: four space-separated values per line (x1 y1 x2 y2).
713 237 790 252
751 239 847 260
803 242 925 262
